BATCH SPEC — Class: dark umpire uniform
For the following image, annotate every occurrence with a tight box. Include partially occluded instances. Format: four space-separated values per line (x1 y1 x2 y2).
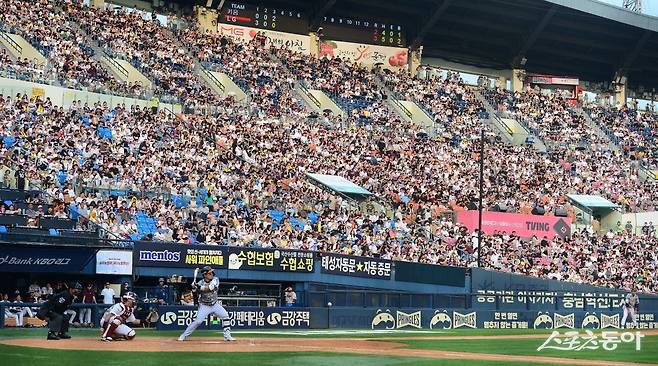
37 282 81 340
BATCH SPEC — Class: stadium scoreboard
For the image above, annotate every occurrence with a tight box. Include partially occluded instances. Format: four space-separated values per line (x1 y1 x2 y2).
321 16 407 47
219 1 307 34
218 2 407 47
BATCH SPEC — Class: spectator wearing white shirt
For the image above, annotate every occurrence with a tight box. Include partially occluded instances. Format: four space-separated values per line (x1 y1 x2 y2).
100 282 116 305
40 283 54 299
28 281 41 298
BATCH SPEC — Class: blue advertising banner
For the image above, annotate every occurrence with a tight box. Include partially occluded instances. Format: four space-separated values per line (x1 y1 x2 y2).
329 308 658 330
471 290 630 311
157 306 312 330
0 245 96 273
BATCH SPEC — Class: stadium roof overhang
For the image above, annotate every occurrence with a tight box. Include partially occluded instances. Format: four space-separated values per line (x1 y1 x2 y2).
190 0 658 91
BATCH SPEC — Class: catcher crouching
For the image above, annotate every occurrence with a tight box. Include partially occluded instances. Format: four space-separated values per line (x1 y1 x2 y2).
100 292 141 341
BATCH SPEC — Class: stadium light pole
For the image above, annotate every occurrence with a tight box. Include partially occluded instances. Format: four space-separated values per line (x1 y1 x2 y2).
477 127 484 268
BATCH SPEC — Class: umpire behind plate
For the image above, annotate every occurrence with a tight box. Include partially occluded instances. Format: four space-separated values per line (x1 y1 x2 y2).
37 282 82 340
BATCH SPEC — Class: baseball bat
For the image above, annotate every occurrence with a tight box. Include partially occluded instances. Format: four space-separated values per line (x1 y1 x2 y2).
193 267 199 285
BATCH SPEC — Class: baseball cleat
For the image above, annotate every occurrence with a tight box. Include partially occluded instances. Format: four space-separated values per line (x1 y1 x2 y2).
58 333 72 339
101 336 113 342
224 335 236 342
177 336 186 341
47 332 60 340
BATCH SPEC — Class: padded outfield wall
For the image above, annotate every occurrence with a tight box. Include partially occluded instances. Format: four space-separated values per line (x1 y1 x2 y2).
2 241 657 331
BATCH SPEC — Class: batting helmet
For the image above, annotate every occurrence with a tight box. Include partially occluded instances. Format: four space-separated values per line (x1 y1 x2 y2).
200 266 214 275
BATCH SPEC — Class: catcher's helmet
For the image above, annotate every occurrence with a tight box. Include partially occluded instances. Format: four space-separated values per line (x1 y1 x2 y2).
200 266 214 275
122 291 138 302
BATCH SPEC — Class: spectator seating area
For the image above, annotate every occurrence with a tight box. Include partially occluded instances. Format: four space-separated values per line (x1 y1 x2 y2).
0 0 146 97
276 48 400 127
479 86 610 150
177 26 305 119
0 188 94 241
0 0 656 294
584 103 658 168
382 70 489 139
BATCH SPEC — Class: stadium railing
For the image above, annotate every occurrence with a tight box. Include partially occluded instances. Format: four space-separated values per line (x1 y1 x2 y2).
0 29 22 55
0 230 132 248
102 50 129 79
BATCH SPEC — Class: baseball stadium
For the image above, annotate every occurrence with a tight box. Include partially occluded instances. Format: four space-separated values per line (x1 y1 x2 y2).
0 0 658 365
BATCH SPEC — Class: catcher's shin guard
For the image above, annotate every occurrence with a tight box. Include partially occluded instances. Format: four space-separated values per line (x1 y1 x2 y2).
102 319 120 339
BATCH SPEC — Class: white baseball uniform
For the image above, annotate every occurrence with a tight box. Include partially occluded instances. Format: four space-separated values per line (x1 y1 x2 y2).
101 303 137 339
178 277 232 340
621 293 639 328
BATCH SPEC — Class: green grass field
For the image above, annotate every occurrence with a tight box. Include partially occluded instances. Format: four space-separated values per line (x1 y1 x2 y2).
0 328 655 366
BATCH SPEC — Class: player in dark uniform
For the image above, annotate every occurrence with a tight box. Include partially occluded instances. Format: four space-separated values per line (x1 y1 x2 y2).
37 282 82 340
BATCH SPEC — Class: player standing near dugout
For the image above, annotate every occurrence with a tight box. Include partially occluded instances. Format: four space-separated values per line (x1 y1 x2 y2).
178 266 235 341
621 288 640 329
36 282 81 340
100 292 141 341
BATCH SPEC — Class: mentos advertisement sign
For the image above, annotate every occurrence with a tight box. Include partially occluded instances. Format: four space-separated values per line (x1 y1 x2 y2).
456 211 571 239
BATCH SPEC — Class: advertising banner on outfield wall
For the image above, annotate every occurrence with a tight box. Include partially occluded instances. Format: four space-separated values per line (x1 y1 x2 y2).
319 253 392 280
471 290 633 311
320 40 408 71
157 306 311 330
227 247 314 273
330 308 658 330
217 23 311 54
134 243 314 273
134 242 227 269
96 250 133 275
456 211 571 239
0 245 96 273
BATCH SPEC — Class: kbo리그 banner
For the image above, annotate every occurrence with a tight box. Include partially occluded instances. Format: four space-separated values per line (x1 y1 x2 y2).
320 40 408 71
96 250 133 275
0 245 96 273
456 211 571 239
217 23 311 54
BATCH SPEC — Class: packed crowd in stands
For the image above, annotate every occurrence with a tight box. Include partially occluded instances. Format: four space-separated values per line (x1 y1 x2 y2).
1 89 656 292
0 49 46 83
584 102 658 168
383 69 489 135
66 2 228 111
0 0 147 97
178 26 306 119
0 1 656 293
479 86 611 150
276 47 400 127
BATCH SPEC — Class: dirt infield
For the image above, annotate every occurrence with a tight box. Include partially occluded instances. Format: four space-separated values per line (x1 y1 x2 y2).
3 333 658 366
